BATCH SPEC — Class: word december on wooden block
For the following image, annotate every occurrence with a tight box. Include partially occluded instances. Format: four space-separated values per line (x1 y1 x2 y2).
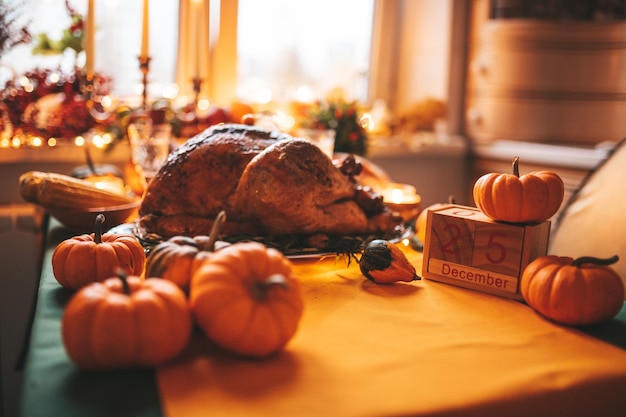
421 204 550 300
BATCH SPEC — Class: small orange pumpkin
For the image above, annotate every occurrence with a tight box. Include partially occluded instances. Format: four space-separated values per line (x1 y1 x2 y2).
62 270 192 370
146 236 216 290
145 211 228 290
52 214 145 290
190 241 304 357
473 157 564 223
521 255 625 326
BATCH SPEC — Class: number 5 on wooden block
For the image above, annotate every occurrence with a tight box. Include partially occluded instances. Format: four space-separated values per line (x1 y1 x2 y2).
422 205 550 300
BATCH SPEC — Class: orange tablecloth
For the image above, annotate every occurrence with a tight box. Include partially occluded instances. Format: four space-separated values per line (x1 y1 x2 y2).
157 248 626 417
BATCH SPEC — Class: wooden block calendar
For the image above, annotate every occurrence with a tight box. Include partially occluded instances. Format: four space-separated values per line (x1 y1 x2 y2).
421 205 551 300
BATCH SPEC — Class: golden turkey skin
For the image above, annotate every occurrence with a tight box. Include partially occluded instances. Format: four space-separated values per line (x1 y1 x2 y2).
139 124 401 239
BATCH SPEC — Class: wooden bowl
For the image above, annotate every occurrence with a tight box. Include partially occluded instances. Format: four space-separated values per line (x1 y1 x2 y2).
46 200 141 233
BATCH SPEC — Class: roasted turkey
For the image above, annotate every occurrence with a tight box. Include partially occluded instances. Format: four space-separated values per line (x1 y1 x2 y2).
138 124 402 241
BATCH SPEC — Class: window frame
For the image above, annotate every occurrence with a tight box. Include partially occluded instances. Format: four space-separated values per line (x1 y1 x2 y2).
368 0 469 136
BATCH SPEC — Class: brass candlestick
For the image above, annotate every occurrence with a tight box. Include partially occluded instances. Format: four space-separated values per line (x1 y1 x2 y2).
81 71 113 123
138 55 151 109
192 76 203 107
82 71 95 105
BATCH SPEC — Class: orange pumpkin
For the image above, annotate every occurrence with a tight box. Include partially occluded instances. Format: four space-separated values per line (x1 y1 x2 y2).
52 214 145 290
473 157 564 223
521 255 625 326
145 235 231 290
145 211 228 290
62 270 192 370
190 241 304 357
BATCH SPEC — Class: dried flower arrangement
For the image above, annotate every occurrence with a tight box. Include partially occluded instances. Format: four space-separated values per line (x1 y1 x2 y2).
304 100 368 156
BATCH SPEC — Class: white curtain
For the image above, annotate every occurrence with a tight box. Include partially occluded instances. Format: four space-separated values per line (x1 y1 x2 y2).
175 0 238 107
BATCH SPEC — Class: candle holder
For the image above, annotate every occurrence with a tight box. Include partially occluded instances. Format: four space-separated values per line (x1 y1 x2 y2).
81 71 113 123
192 76 203 107
138 55 151 109
380 183 423 251
380 183 422 224
386 200 422 224
81 71 96 105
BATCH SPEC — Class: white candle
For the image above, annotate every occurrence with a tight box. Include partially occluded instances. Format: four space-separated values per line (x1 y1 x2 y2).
141 0 150 56
389 188 406 204
382 183 420 205
193 0 202 78
85 0 95 73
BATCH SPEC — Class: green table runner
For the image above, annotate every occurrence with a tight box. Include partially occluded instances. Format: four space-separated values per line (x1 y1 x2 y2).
20 221 162 417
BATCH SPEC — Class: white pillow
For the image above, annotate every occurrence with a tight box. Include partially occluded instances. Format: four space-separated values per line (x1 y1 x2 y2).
549 139 626 298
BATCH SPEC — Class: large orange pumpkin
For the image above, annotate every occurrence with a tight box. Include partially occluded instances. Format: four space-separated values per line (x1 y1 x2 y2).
473 157 564 223
52 214 145 290
521 255 624 326
62 271 192 370
190 241 304 357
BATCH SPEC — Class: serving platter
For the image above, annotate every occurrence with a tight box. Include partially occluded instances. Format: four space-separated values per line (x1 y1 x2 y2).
108 221 413 260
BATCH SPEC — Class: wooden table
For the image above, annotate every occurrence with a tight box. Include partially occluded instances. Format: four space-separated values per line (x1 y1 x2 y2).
21 219 626 417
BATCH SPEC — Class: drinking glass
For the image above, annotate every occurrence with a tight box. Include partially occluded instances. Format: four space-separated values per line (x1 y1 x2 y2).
295 128 336 159
127 122 172 181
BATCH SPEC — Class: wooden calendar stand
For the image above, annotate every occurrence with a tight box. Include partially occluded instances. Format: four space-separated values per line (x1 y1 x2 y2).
421 205 551 300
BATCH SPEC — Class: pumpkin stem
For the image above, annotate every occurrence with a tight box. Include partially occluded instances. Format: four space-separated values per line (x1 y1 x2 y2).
94 214 105 244
115 268 131 295
572 255 619 268
250 274 289 301
512 156 520 177
205 210 227 251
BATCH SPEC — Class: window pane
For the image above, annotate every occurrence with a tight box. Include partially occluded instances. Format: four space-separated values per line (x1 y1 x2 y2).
0 0 178 98
236 0 374 104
